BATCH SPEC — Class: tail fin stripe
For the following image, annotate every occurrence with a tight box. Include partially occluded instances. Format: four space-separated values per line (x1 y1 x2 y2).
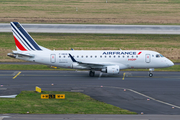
13 36 27 51
11 23 35 50
12 29 30 51
12 26 33 50
13 22 42 50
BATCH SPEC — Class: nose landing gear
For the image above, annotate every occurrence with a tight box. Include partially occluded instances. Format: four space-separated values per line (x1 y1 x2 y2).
149 68 154 77
149 73 153 77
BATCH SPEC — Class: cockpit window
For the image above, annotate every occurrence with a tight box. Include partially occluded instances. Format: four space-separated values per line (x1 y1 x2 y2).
160 54 164 57
156 54 164 58
156 54 160 58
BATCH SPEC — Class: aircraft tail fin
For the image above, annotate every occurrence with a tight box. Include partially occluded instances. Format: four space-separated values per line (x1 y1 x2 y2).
10 22 47 51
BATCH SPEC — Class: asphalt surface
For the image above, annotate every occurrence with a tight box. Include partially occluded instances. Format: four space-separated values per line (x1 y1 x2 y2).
0 70 180 115
1 114 180 120
1 23 180 34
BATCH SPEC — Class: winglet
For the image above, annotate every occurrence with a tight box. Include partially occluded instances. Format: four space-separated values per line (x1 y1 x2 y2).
69 54 77 62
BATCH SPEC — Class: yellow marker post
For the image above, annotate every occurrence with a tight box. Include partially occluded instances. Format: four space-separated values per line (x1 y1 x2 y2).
13 72 21 79
122 73 126 80
35 86 41 93
41 94 49 99
56 94 65 99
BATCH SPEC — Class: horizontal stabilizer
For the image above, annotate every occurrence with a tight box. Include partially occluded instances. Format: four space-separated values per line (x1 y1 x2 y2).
8 51 34 58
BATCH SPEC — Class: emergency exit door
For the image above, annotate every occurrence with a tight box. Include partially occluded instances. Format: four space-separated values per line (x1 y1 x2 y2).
50 54 56 63
145 54 151 63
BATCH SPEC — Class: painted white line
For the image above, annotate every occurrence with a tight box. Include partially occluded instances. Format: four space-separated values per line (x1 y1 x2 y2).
104 86 180 109
0 95 17 98
128 89 180 109
71 90 84 92
0 116 10 120
0 88 7 90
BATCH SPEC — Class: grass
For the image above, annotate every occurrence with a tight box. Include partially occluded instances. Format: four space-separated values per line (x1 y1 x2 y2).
0 91 136 114
0 33 180 62
1 0 180 24
0 64 179 71
0 64 71 70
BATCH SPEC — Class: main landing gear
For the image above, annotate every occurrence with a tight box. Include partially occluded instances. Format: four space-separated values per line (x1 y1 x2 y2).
149 68 154 77
89 71 95 77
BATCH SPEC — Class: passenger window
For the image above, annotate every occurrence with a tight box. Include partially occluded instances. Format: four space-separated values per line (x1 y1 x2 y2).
90 56 92 58
105 56 106 58
86 56 88 58
77 56 79 58
59 56 61 58
118 56 120 58
152 55 154 57
136 56 138 58
127 56 129 58
95 56 97 58
123 56 125 58
64 56 65 58
100 56 102 58
114 56 116 58
132 56 133 58
81 56 83 58
109 56 111 58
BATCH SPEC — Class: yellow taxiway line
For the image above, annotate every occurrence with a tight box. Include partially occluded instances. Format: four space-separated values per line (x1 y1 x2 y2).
122 72 126 80
13 72 21 79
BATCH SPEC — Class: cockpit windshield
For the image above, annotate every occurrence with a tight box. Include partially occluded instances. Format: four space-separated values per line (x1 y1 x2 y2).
160 54 164 57
156 54 164 58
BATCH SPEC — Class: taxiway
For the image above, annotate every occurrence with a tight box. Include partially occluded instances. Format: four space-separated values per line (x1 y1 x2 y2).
0 70 180 115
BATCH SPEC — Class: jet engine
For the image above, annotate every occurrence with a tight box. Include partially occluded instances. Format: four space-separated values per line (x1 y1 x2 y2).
101 65 120 74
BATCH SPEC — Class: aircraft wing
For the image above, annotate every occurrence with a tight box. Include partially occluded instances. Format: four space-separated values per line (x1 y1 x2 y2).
69 54 116 67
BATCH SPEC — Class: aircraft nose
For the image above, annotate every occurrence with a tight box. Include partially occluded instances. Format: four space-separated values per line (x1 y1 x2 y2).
167 60 174 67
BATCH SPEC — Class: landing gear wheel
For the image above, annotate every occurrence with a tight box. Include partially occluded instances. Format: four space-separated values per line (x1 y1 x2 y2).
89 71 95 77
149 73 153 77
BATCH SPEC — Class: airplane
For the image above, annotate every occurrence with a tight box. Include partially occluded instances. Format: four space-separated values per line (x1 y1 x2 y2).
7 22 174 77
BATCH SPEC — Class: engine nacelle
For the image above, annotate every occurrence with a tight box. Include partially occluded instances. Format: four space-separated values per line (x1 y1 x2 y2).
101 65 120 74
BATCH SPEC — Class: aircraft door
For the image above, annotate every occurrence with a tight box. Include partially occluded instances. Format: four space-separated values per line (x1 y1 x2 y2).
145 54 151 63
50 54 56 63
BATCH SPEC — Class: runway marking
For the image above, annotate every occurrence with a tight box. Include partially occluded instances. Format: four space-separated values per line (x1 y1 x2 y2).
128 89 180 109
13 72 21 79
104 86 180 109
0 116 10 120
122 72 126 80
0 88 7 90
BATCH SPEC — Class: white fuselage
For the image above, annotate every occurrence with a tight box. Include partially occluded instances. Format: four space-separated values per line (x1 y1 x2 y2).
15 50 174 70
